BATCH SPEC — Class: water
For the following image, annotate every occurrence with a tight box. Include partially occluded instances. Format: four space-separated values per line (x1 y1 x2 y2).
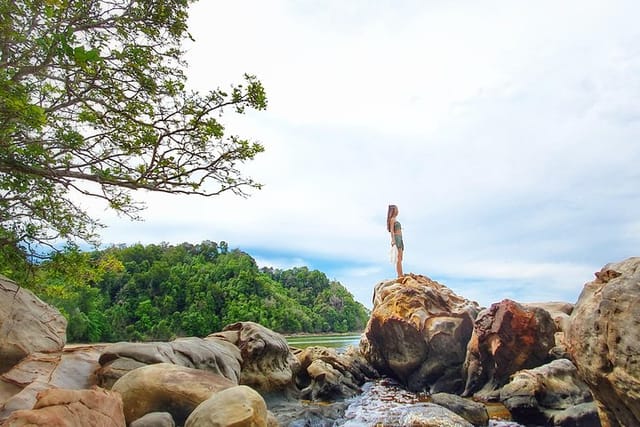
285 335 524 426
286 333 362 352
341 379 524 426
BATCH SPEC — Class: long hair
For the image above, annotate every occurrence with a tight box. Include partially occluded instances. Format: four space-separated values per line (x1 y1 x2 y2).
387 205 397 232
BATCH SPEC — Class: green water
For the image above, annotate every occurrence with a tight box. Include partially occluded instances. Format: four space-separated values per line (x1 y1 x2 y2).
286 333 362 350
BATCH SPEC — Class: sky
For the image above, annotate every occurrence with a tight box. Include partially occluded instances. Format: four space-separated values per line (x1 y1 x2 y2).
93 0 640 309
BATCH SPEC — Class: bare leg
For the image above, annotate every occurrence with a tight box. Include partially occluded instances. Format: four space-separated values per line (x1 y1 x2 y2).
396 249 404 277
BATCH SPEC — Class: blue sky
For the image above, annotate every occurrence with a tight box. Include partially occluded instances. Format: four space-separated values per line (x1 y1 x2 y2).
90 1 640 309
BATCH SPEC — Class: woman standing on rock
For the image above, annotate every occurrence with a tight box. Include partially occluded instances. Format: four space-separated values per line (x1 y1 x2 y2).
387 204 404 277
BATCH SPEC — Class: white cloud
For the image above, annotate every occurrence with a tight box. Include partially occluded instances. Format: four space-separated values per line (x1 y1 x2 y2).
92 1 640 308
253 255 308 271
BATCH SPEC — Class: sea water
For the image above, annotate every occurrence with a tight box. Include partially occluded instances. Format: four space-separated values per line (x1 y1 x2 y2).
286 333 362 350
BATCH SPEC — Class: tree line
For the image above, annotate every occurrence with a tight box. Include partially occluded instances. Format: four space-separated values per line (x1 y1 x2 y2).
13 241 369 343
0 1 370 343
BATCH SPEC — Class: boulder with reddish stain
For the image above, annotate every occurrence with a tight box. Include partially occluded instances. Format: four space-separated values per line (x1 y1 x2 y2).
2 386 125 427
566 257 640 427
462 299 556 400
361 274 480 393
0 275 67 374
211 321 300 393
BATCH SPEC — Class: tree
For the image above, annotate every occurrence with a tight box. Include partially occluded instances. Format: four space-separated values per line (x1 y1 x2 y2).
0 0 267 260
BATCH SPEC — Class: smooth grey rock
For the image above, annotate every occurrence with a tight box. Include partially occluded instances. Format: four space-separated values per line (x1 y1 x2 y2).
97 335 241 388
212 321 300 393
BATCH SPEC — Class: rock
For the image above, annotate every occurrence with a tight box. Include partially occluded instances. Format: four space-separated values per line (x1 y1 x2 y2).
361 274 480 394
185 385 269 427
294 346 377 401
1 386 125 427
0 275 67 374
462 299 556 400
392 403 474 427
129 412 175 427
522 301 573 333
267 398 349 427
0 345 105 421
341 345 379 381
111 362 236 425
95 357 146 390
430 392 489 426
0 380 51 423
212 321 299 393
500 358 600 426
306 359 356 401
566 257 640 427
553 402 603 427
96 336 241 388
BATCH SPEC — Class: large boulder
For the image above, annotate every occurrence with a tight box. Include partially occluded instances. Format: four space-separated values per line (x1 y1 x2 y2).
1 386 124 427
185 385 270 427
361 274 480 393
96 336 241 388
566 257 640 427
500 358 600 426
0 345 105 421
111 362 236 425
462 299 556 400
0 275 67 374
211 321 299 393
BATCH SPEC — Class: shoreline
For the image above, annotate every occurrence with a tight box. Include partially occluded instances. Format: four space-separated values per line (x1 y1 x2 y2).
284 331 363 338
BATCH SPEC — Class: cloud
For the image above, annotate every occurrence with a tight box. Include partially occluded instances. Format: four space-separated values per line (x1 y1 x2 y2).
252 255 308 271
88 1 640 309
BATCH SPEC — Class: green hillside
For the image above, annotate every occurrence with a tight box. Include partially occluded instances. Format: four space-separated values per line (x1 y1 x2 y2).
19 241 369 343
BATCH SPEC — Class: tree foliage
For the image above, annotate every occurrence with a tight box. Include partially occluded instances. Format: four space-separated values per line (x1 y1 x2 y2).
0 0 267 259
27 241 369 342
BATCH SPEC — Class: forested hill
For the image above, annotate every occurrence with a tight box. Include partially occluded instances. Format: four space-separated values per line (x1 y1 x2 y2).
25 241 370 343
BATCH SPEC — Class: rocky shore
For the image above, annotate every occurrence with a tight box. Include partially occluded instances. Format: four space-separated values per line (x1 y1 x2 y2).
1 256 639 426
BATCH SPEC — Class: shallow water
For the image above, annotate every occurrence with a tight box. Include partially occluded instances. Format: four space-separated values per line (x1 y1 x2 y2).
286 333 362 351
284 336 524 426
340 379 524 427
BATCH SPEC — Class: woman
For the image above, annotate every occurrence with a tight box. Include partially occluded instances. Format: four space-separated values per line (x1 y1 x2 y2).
387 204 404 277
